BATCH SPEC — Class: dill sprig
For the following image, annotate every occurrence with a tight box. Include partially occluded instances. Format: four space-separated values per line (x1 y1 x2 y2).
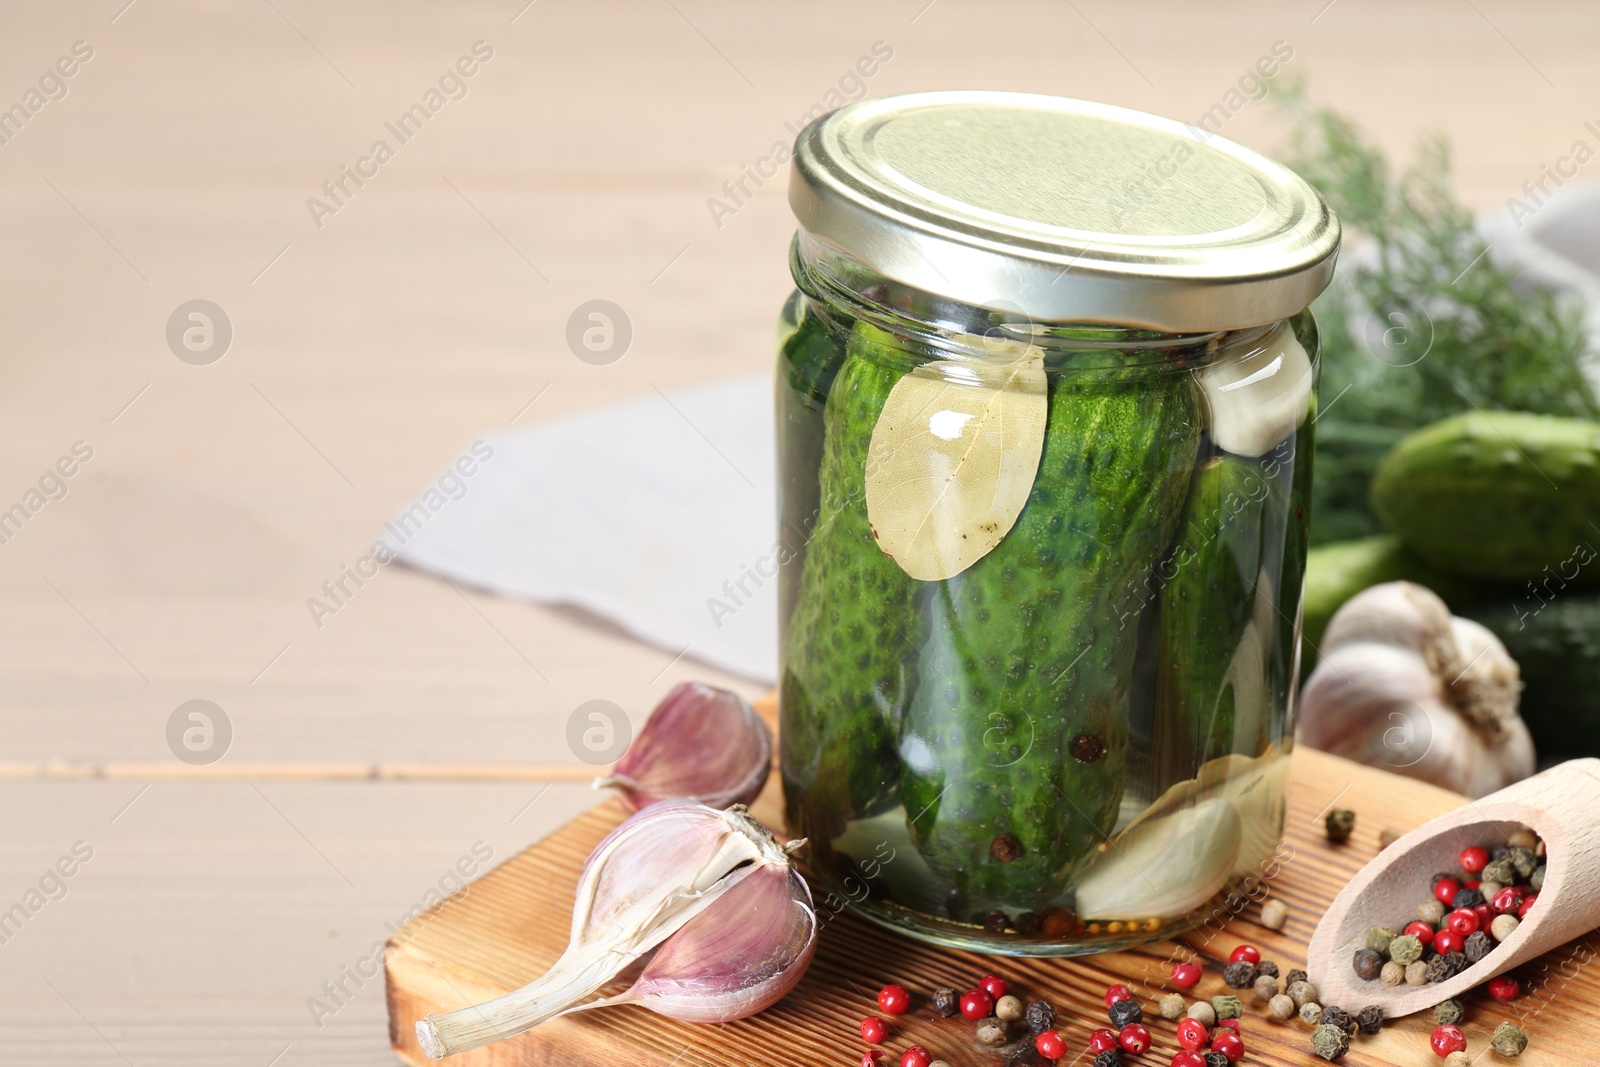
1276 86 1598 543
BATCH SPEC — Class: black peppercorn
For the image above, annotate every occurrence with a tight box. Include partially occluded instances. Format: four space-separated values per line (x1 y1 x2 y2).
1014 911 1043 935
983 909 1011 932
931 987 959 1017
1425 952 1467 983
1108 997 1143 1027
1355 1005 1383 1035
1463 930 1493 964
1451 887 1484 909
1223 961 1257 988
1025 999 1055 1034
1256 960 1279 979
1351 948 1383 981
1491 844 1511 862
1286 968 1309 986
1092 1050 1121 1067
1204 1052 1230 1067
1325 808 1356 844
1319 1005 1357 1036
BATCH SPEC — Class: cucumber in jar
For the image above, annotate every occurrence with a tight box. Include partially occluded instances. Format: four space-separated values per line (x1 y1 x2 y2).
896 357 1202 918
780 323 921 856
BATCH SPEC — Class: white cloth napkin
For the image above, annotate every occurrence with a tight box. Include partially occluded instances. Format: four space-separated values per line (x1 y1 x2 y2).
383 376 780 682
385 188 1600 687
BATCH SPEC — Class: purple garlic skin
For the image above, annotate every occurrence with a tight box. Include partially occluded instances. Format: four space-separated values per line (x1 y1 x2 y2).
598 682 772 811
570 860 817 1024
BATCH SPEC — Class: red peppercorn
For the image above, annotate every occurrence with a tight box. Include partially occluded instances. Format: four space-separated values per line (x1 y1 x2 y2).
1104 983 1134 1008
1035 1030 1066 1061
1464 878 1481 890
959 989 994 1021
1518 893 1538 918
1434 877 1462 904
1228 944 1261 965
1177 1017 1209 1051
1474 902 1494 927
1488 975 1521 1001
1172 1053 1207 1067
1170 962 1202 989
1089 1029 1119 1054
1404 920 1436 946
1216 1017 1241 1034
861 1051 882 1067
1433 928 1464 955
1446 907 1481 936
1493 885 1526 914
876 985 910 1016
1210 1030 1245 1063
1460 845 1490 873
1430 1025 1466 1057
901 1046 931 1067
979 974 1008 1001
860 1017 887 1043
1119 1024 1152 1055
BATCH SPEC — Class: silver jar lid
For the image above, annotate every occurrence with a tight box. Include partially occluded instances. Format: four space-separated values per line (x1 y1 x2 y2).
789 91 1339 332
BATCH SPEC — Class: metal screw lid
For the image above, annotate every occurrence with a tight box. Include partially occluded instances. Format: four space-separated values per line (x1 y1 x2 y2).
789 90 1340 331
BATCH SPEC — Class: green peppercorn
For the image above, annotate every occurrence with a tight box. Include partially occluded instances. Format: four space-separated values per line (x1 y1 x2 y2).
1433 999 1465 1026
1364 926 1396 954
1492 1021 1529 1057
1387 933 1424 965
1211 994 1242 1021
1531 863 1546 891
1158 993 1186 1020
1352 948 1383 980
1509 846 1537 879
1311 1022 1350 1061
1481 858 1516 885
1325 808 1356 845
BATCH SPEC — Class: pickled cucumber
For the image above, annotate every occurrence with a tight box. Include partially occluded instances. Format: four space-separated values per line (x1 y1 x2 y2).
897 360 1203 916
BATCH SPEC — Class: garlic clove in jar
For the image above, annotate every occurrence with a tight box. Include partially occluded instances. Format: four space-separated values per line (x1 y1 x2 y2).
1073 796 1242 920
595 682 773 811
1196 321 1314 458
1298 581 1535 798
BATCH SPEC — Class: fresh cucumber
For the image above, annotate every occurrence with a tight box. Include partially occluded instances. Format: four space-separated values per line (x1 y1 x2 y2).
1372 411 1600 583
780 324 920 857
897 358 1202 917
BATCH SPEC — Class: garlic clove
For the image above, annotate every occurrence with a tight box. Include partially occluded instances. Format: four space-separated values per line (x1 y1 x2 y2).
1196 321 1313 458
568 862 817 1024
595 682 773 811
416 801 798 1059
1074 796 1242 920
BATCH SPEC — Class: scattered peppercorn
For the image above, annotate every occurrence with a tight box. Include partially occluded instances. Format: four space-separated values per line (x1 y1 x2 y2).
1443 1054 1471 1067
1203 1053 1229 1067
1487 974 1521 1001
930 987 958 1018
1299 1002 1322 1026
1170 961 1203 989
1223 961 1257 988
1388 933 1424 965
1260 899 1288 930
877 985 911 1015
927 1061 950 1067
1433 999 1465 1025
1463 930 1493 964
1118 1024 1152 1055
1352 948 1383 980
1492 1022 1528 1057
1355 1005 1383 1035
1211 994 1242 1021
1159 993 1186 1020
1108 998 1143 1028
979 974 1008 1000
1379 826 1402 849
1253 975 1280 1002
1286 980 1318 1008
1024 999 1055 1034
1311 1022 1350 1061
1172 1054 1206 1067
958 989 994 1021
995 995 1022 1022
1092 1052 1120 1067
1319 1006 1357 1036
975 1018 1007 1046
1088 1029 1118 1054
1187 1001 1217 1027
1430 1024 1466 1057
1033 1030 1065 1061
1269 994 1296 1020
1104 984 1133 1008
1228 944 1261 965
901 1046 931 1067
860 1017 888 1043
1325 808 1356 844
1405 961 1430 986
1285 968 1308 986
1209 1030 1244 1064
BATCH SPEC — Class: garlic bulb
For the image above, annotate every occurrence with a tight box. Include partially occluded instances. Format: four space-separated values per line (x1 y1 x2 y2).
415 801 804 1058
595 682 772 811
1298 581 1535 798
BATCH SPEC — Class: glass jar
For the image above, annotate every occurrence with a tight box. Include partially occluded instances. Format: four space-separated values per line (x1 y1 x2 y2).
775 92 1340 955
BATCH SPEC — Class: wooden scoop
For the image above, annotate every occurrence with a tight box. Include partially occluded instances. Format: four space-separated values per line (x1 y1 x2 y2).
1308 757 1600 1017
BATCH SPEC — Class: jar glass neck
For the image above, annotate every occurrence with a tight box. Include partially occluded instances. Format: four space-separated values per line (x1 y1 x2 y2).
790 228 1285 367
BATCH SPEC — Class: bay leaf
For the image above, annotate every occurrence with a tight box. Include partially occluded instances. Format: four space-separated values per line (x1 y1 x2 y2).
865 341 1047 582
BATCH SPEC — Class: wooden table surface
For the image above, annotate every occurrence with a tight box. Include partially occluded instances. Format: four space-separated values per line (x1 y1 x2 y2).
3 1 1598 1064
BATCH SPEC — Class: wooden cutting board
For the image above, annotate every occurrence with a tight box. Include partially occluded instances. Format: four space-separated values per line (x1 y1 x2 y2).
385 704 1591 1067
